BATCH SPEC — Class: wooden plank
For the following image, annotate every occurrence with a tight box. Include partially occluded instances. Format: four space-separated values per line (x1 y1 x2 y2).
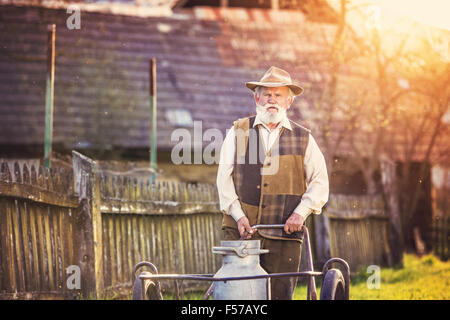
20 201 33 292
28 203 41 291
0 161 12 182
156 218 165 273
166 216 175 273
156 217 165 273
199 215 208 274
138 215 146 265
118 215 126 283
180 216 189 274
142 216 149 263
167 217 175 273
148 216 156 266
119 215 128 283
59 207 68 297
52 207 61 291
5 200 17 291
201 214 209 274
108 214 117 286
0 181 79 208
177 216 186 275
91 166 104 298
191 214 200 274
132 215 141 265
36 206 48 291
185 216 194 274
67 209 74 268
201 214 210 273
0 199 11 291
12 200 26 292
114 215 123 284
101 214 111 289
43 206 55 290
126 216 134 283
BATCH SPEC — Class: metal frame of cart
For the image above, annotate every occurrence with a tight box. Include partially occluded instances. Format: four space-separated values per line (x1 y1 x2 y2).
132 226 350 300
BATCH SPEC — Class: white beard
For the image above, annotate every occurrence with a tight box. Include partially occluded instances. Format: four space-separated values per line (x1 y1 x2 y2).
256 102 288 125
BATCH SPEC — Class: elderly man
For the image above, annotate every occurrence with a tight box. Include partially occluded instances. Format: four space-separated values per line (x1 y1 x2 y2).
216 66 329 300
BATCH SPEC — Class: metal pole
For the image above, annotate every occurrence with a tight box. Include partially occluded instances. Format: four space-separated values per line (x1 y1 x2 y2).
304 227 318 300
44 24 55 169
149 59 157 183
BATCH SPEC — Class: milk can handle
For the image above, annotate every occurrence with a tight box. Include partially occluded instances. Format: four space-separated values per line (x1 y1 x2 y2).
212 245 269 258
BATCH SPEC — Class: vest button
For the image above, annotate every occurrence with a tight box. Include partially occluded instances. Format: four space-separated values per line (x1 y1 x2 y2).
261 205 266 209
256 185 260 189
263 183 268 187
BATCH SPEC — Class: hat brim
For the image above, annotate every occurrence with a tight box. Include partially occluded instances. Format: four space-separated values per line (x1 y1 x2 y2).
246 81 304 96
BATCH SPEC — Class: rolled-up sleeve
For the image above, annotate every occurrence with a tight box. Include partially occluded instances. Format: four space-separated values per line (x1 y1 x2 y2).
216 126 246 222
293 134 329 220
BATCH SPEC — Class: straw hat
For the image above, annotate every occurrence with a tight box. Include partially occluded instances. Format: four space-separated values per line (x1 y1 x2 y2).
245 66 304 96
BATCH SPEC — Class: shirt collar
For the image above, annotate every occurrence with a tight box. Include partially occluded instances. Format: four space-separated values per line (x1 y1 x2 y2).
253 114 293 131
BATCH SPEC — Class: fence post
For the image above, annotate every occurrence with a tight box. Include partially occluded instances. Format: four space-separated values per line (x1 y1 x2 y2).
380 156 404 267
72 151 104 298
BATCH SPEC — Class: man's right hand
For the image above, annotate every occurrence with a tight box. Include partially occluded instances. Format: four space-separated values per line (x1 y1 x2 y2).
237 216 255 240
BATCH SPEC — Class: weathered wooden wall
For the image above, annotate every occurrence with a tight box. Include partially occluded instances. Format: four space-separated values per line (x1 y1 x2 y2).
326 194 391 273
0 161 77 299
98 175 222 295
0 152 222 299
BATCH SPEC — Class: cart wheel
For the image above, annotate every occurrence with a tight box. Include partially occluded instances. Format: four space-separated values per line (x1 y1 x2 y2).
320 268 347 300
132 272 163 300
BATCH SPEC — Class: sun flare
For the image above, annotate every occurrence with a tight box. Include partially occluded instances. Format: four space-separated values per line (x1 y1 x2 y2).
378 0 450 31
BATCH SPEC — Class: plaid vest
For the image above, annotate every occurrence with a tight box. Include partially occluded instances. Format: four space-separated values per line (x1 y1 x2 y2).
222 115 310 241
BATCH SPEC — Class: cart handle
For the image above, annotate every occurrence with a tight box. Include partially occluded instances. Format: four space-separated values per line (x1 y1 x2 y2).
252 224 284 229
251 224 305 232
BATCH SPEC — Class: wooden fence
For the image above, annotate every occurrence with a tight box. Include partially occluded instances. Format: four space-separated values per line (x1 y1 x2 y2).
1 151 395 299
325 194 391 273
431 218 449 261
0 151 222 299
98 169 222 296
0 160 77 299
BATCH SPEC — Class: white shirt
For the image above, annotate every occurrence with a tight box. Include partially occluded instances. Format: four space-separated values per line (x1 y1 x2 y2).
216 114 329 222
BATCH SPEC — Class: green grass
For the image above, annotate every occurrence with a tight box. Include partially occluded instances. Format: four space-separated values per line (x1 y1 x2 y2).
144 254 449 300
294 254 450 300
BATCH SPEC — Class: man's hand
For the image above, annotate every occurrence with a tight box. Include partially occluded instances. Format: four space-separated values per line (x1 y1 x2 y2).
284 213 304 235
237 216 255 240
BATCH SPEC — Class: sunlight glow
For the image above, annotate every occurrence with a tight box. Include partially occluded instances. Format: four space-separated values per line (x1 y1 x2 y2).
378 0 450 31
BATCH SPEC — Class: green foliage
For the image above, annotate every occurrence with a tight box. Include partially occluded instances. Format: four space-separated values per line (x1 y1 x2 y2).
293 254 449 300
123 254 449 300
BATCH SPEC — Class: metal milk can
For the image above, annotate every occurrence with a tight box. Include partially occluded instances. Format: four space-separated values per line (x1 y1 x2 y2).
212 240 270 300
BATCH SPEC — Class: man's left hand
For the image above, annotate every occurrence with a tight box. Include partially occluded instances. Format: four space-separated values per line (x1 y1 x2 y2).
284 213 304 234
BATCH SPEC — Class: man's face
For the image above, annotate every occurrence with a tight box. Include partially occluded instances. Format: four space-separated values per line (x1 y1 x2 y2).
254 86 293 124
255 86 293 113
